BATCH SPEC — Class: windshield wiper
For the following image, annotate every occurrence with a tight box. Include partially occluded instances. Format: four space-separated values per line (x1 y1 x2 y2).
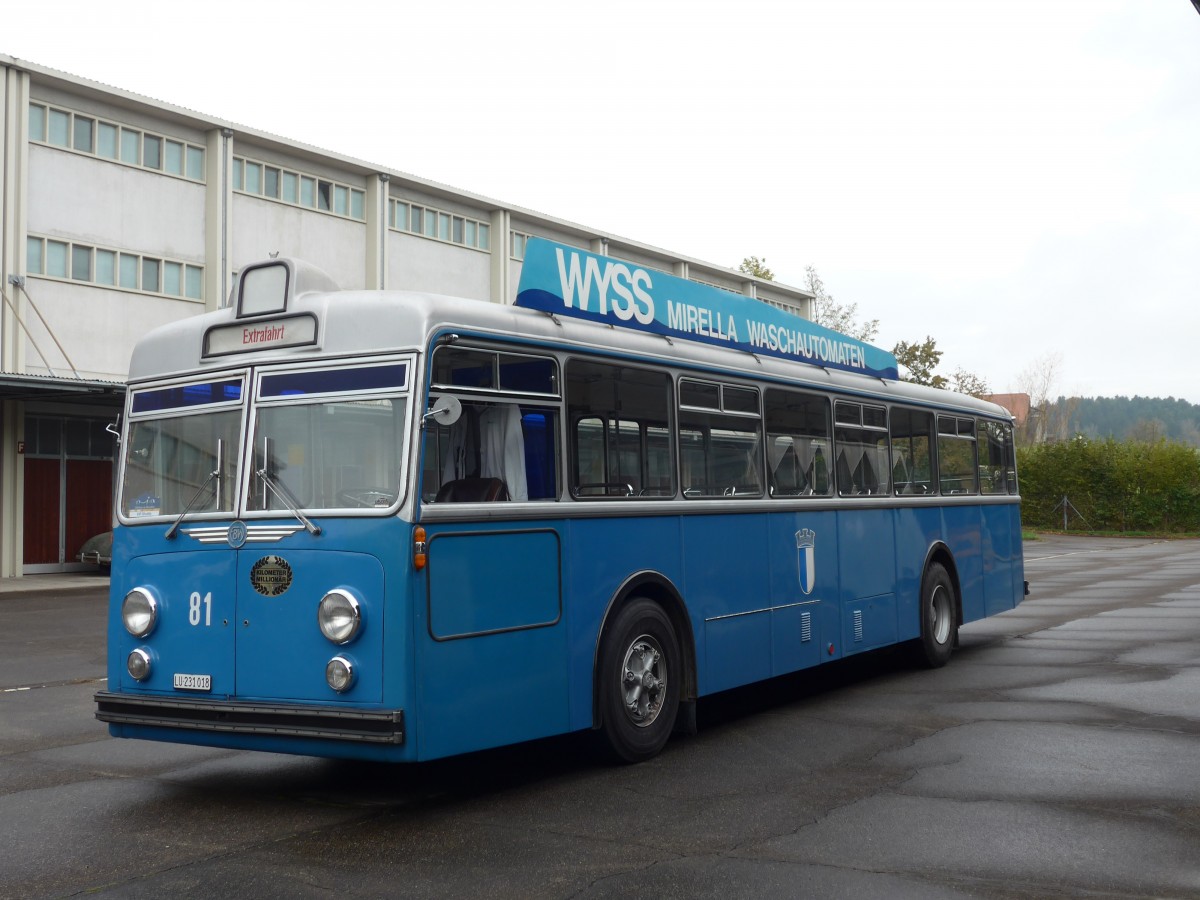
165 438 224 540
257 437 321 536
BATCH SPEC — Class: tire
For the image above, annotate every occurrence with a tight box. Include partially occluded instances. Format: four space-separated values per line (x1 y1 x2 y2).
597 598 681 763
911 562 957 669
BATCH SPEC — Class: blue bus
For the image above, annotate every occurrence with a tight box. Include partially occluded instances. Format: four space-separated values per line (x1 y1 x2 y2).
96 239 1024 763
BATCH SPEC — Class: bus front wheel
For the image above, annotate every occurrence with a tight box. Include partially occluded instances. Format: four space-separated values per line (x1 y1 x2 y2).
912 562 957 669
598 598 681 763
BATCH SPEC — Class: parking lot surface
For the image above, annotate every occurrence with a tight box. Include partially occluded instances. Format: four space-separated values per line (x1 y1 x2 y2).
1 535 1198 898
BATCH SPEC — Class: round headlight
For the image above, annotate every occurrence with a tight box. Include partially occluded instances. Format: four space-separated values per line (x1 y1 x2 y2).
317 589 362 644
122 587 158 638
326 655 356 693
127 648 152 681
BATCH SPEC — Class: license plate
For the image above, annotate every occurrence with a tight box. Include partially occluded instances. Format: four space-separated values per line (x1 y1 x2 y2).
173 673 212 691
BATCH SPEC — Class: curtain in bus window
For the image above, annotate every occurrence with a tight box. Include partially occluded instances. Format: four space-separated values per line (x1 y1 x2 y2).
442 403 528 501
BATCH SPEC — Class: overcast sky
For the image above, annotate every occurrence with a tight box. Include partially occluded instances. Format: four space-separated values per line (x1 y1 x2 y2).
7 1 1200 401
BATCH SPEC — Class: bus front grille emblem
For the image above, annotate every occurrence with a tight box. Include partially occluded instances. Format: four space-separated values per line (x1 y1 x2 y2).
250 555 293 597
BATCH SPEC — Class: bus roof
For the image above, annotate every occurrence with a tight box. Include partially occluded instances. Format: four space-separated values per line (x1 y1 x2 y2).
127 257 1011 421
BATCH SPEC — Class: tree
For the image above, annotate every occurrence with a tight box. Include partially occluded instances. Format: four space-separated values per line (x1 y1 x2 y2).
892 336 990 397
805 266 879 342
893 337 947 388
1017 353 1077 444
738 256 774 280
950 368 990 399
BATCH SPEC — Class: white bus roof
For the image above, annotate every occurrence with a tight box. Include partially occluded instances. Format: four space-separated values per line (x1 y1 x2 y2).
128 258 1011 421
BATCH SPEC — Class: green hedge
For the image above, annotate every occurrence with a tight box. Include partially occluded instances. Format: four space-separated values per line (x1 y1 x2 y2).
1017 438 1200 533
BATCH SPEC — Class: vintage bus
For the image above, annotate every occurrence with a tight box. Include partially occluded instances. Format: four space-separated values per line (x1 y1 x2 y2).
96 238 1024 764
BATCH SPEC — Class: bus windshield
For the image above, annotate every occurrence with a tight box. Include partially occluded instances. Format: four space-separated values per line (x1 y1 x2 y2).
247 396 408 512
123 410 241 518
121 378 246 519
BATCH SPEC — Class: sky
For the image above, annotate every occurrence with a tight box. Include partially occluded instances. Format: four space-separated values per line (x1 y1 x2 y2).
6 0 1200 401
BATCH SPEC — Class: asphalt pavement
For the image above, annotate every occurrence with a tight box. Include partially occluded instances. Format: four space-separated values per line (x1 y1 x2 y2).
1 535 1198 899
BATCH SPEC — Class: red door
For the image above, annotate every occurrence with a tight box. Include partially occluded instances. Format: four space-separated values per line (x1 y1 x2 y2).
23 457 61 565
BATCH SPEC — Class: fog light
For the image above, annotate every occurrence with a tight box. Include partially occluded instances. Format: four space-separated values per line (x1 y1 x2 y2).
122 587 158 638
127 648 152 681
325 655 356 693
317 589 361 644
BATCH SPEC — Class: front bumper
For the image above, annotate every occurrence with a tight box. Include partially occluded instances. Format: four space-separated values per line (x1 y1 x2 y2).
95 691 405 744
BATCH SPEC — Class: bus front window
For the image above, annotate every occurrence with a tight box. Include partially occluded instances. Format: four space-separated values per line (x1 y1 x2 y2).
121 411 241 518
249 397 407 512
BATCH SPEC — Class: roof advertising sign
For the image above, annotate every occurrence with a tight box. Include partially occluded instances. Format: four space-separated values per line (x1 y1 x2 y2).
515 238 897 380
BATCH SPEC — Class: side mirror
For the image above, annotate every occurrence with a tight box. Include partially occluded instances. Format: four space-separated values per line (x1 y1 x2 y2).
424 395 462 427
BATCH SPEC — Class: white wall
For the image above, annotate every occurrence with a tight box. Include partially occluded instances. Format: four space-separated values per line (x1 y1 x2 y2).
388 232 490 300
20 279 205 380
27 146 205 260
232 194 366 290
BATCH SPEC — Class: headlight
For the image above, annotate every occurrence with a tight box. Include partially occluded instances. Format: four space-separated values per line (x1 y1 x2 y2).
326 655 356 693
127 648 152 681
317 589 362 644
122 587 159 638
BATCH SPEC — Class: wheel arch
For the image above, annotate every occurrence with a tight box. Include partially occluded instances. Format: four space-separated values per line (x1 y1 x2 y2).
591 570 697 729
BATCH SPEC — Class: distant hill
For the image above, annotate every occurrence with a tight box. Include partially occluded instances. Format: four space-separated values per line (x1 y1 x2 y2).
1049 396 1200 445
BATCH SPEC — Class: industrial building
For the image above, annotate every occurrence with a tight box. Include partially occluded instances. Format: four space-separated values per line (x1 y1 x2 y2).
0 54 813 576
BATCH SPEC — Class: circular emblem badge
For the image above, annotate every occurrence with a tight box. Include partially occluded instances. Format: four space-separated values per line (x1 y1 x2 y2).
250 555 293 597
227 520 248 549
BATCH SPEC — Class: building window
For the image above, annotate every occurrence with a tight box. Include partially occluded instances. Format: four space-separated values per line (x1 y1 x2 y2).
71 245 92 281
26 237 43 274
186 146 205 180
119 253 138 290
165 140 184 176
46 241 69 278
141 258 161 292
28 102 205 182
120 128 139 165
48 109 70 147
98 122 118 159
28 103 45 141
511 232 530 261
387 198 490 252
282 171 298 203
27 235 203 301
73 116 94 153
96 250 116 286
232 155 365 221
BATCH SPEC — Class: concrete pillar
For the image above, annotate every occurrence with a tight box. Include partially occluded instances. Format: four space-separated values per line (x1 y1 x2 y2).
490 209 509 304
365 174 388 289
2 64 31 371
0 400 24 578
204 127 233 311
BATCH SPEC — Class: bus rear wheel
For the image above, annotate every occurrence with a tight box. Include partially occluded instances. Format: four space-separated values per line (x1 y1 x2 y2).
911 562 957 669
598 598 680 763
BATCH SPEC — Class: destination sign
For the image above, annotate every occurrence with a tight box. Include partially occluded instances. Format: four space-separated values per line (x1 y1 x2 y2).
203 314 318 357
515 239 898 379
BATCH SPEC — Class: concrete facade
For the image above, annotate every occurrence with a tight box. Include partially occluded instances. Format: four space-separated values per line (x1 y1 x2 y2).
0 54 814 576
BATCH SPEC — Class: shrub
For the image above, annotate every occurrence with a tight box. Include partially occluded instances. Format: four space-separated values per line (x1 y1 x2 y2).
1017 438 1200 533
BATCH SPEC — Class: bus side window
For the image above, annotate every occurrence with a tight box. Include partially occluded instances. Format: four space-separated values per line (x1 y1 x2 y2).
834 401 890 497
678 380 763 499
978 419 1014 495
424 346 561 503
426 400 559 502
566 360 674 499
890 407 935 496
764 388 832 498
937 416 978 494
